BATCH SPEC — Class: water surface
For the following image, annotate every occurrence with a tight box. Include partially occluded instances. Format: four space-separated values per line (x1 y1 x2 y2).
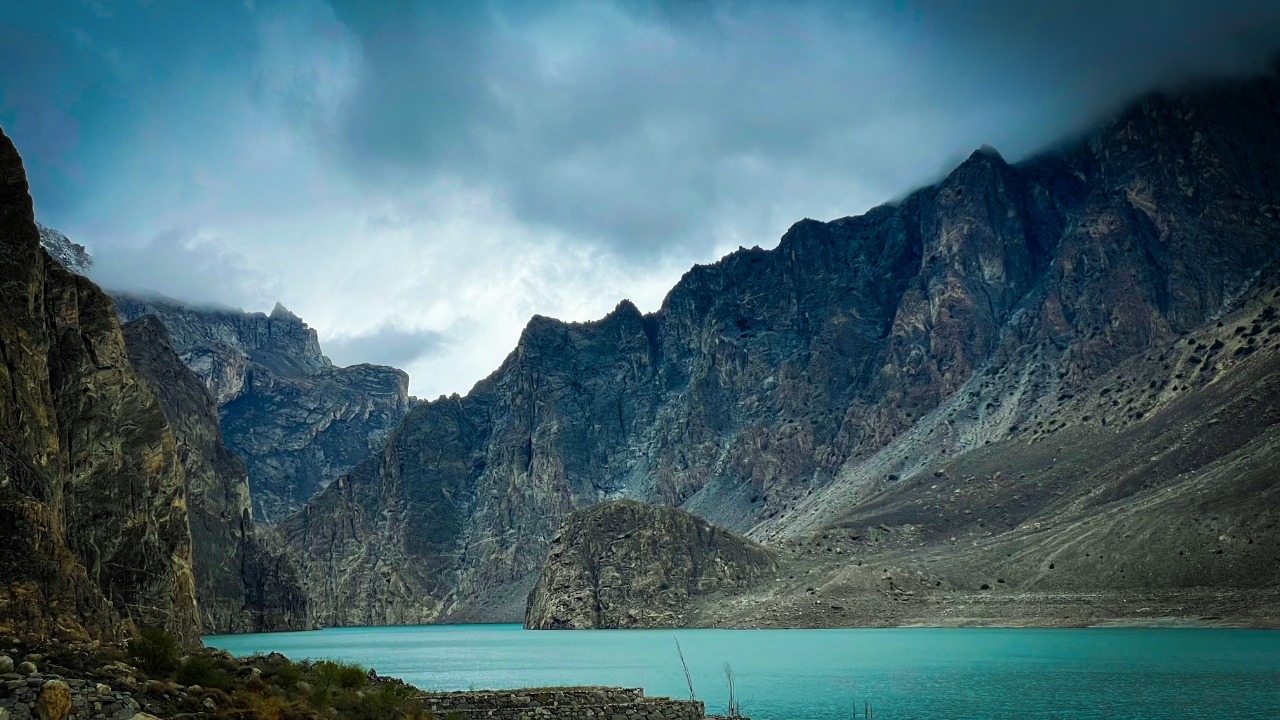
206 624 1280 720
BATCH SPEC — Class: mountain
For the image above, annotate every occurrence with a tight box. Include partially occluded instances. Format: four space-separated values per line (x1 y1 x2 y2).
285 69 1280 628
114 295 411 521
36 223 91 275
122 315 310 633
525 500 777 629
0 128 201 647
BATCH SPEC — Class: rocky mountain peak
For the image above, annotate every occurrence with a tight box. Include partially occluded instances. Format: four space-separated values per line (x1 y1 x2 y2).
35 222 91 275
114 294 412 520
283 70 1280 629
269 302 300 321
970 143 1004 161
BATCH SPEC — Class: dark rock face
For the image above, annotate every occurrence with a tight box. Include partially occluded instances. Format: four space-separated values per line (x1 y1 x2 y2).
114 296 411 521
122 315 310 633
0 128 200 647
525 500 777 629
287 72 1280 626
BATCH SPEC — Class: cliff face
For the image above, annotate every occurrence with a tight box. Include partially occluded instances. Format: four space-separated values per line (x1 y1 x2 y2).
0 128 201 647
114 296 411 521
122 315 309 633
287 72 1280 627
525 501 777 629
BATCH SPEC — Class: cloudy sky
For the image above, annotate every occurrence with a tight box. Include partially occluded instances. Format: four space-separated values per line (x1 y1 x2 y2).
3 1 1278 397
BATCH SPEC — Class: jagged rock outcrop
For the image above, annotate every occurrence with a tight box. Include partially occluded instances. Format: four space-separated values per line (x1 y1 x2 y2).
35 224 90 275
0 127 200 647
122 315 309 633
114 296 411 520
286 71 1280 627
525 500 777 629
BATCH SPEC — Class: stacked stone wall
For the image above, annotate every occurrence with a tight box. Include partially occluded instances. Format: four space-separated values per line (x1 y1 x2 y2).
0 673 139 720
415 687 709 720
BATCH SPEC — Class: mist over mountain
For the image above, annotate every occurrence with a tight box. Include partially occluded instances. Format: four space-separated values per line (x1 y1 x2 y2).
6 1 1280 400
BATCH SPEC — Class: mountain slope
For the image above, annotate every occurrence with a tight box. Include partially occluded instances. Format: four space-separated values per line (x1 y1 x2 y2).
122 315 310 633
114 296 411 520
0 128 201 646
286 70 1280 627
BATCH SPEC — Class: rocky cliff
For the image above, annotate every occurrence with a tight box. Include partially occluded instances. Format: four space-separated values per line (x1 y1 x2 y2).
122 315 310 633
35 224 91 275
525 500 776 629
288 70 1280 627
114 296 411 521
0 127 201 647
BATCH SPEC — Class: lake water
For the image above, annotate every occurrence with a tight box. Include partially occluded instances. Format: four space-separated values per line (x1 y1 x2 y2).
205 624 1280 720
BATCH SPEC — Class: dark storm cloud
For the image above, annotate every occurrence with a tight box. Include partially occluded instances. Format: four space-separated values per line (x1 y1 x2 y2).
4 0 1280 396
318 0 1280 259
324 325 450 370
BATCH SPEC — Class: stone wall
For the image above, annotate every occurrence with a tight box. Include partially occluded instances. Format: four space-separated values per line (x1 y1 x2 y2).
0 673 139 720
415 687 708 720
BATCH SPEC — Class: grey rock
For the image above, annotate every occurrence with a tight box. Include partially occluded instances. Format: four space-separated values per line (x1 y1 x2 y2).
526 501 777 629
284 70 1280 628
113 296 411 521
122 316 310 633
35 223 91 275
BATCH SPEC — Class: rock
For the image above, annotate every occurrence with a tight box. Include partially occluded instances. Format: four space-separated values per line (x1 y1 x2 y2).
96 684 111 696
122 316 311 634
16 663 36 676
0 126 201 649
526 501 778 629
203 697 216 710
36 223 91 275
35 680 71 720
113 295 411 521
281 70 1280 628
0 656 11 674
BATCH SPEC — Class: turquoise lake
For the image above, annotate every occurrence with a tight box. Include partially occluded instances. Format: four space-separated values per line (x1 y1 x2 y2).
205 624 1280 719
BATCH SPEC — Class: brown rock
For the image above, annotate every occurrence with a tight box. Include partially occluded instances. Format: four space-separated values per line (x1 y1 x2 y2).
0 128 200 648
35 679 71 720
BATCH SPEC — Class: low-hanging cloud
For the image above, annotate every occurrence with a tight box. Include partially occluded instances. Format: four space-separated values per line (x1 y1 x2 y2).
321 0 1280 259
3 0 1279 396
323 325 450 371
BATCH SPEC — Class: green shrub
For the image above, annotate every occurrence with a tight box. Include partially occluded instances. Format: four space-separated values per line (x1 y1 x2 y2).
127 627 179 675
273 660 303 690
174 654 234 690
332 684 413 720
311 660 367 691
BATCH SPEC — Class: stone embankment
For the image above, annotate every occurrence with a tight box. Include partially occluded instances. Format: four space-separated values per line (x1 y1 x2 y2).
0 656 140 720
416 686 722 720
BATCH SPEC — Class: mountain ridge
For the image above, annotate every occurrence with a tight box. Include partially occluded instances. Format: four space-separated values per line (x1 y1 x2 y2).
114 294 412 520
284 69 1280 627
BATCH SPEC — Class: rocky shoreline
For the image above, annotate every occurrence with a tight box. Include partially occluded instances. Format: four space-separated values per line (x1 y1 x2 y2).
0 637 725 720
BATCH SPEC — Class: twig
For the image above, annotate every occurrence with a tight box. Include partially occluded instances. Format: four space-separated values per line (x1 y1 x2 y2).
674 637 696 702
